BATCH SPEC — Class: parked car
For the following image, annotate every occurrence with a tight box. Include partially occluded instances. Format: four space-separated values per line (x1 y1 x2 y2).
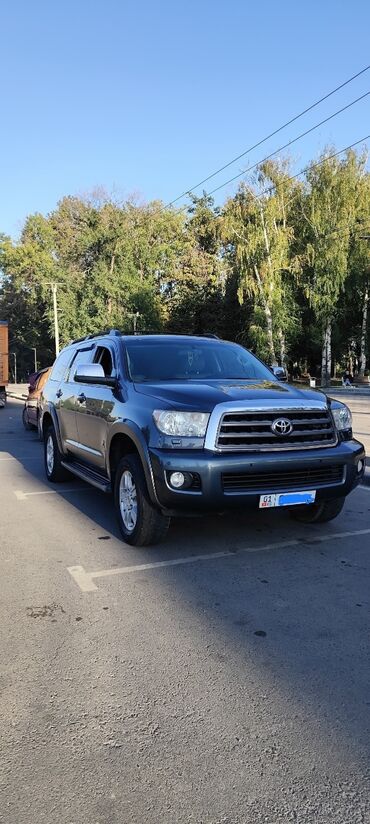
23 367 52 431
39 331 366 546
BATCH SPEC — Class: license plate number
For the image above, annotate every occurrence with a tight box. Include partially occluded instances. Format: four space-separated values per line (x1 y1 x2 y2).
259 490 316 508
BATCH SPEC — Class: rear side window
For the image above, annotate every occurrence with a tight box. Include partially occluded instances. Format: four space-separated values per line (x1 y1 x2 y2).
49 349 73 383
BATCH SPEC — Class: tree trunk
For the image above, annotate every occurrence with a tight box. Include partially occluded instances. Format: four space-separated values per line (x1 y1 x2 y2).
359 283 369 377
278 329 286 366
264 303 277 366
321 319 332 387
253 264 277 365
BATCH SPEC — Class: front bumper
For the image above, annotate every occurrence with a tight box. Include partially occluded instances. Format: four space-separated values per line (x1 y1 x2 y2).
149 440 366 513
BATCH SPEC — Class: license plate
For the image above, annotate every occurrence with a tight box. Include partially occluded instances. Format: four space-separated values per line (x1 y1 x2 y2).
259 490 316 508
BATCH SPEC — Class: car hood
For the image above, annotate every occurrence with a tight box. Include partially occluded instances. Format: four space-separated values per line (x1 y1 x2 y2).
134 379 328 410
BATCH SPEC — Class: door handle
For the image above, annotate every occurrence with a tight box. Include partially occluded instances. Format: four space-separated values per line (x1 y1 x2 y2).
77 393 86 404
56 389 63 398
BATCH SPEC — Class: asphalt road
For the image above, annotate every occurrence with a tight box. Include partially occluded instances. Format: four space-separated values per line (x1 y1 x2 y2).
1 398 370 824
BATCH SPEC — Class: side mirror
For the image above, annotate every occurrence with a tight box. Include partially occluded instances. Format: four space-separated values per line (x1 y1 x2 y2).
272 366 288 382
74 363 116 387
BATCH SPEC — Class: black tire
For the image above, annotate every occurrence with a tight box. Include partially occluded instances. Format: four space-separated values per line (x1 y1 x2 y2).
291 496 345 524
22 406 35 431
114 453 170 546
44 425 70 482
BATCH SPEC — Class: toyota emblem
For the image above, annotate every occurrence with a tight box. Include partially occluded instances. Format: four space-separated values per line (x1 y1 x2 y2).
271 417 293 436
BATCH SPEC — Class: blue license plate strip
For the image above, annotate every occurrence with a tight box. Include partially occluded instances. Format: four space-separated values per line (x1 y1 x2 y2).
259 490 316 508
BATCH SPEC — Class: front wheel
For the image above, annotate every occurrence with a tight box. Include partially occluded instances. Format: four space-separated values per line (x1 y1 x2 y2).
114 454 170 546
44 425 70 482
291 496 345 524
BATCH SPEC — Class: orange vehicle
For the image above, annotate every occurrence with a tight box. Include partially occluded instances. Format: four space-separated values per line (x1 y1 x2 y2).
22 367 52 430
0 321 9 408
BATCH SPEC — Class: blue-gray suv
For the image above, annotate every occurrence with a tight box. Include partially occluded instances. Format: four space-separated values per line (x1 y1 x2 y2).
40 331 366 546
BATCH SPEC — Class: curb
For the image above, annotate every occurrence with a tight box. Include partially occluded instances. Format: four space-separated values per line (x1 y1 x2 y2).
6 392 27 401
322 389 370 397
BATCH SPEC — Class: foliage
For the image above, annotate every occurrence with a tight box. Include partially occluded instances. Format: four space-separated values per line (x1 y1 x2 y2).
0 148 369 383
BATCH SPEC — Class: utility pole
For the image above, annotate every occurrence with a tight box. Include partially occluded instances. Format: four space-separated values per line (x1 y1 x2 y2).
32 347 37 372
46 283 60 357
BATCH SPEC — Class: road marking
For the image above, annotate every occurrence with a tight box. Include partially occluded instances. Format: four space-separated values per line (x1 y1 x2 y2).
67 526 370 593
0 457 41 461
14 488 89 500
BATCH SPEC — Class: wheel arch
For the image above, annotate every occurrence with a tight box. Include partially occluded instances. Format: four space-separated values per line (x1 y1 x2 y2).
108 424 159 507
41 406 63 453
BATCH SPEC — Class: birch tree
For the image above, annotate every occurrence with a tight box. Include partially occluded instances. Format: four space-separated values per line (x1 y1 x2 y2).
298 149 366 385
222 161 298 365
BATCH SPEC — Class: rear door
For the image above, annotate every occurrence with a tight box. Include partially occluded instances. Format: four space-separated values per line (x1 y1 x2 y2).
74 343 117 472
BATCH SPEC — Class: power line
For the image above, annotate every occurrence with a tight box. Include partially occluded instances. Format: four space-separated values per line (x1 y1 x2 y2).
207 91 370 197
241 134 370 202
167 63 370 206
124 115 370 238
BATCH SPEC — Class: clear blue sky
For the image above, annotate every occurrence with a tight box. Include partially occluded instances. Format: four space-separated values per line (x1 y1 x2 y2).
1 0 369 239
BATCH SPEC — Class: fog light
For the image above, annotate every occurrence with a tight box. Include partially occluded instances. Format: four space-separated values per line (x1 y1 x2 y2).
170 471 186 488
357 459 365 474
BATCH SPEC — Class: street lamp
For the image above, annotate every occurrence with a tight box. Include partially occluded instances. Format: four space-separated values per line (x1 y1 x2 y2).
11 352 17 384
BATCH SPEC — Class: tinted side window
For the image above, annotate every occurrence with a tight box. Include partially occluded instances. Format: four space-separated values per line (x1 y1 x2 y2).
68 348 94 382
94 346 114 377
49 349 74 383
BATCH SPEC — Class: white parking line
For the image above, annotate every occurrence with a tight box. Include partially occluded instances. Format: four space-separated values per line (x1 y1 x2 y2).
0 456 41 461
67 526 370 593
14 488 90 500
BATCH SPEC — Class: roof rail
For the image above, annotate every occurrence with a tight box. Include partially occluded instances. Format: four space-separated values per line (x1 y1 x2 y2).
70 328 123 345
70 329 220 344
129 331 221 339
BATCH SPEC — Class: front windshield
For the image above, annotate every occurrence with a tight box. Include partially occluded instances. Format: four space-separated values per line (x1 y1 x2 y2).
125 340 274 382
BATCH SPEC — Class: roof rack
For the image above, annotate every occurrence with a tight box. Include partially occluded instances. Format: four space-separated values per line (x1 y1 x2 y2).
70 329 122 345
129 331 221 339
70 329 221 344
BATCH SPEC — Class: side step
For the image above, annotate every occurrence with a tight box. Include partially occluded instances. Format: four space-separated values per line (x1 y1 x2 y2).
61 460 111 493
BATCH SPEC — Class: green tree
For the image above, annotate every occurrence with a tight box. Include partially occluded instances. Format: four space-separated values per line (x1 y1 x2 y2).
297 149 366 385
222 161 299 365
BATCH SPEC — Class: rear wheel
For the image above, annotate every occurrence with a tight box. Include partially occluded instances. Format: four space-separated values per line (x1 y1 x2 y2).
291 496 345 524
44 425 70 482
22 406 33 431
114 453 170 546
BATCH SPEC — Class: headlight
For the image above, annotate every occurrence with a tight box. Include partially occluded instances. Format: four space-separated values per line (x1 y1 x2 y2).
332 404 352 431
153 410 210 437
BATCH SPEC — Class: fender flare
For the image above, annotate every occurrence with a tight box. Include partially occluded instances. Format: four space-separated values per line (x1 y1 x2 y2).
107 421 160 508
40 405 64 454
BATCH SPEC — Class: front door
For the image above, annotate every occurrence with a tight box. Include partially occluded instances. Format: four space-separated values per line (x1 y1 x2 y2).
60 345 95 457
74 344 117 472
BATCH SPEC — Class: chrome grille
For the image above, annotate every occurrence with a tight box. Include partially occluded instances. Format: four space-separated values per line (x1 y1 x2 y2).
215 408 337 451
222 465 344 492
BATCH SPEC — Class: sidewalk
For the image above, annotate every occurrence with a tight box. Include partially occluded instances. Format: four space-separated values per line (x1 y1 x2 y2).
6 383 29 400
